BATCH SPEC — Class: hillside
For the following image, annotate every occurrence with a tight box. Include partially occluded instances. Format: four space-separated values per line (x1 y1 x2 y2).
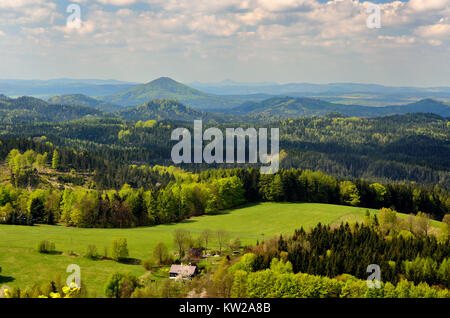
47 94 121 112
117 98 233 123
234 97 450 119
0 95 106 123
0 203 381 295
100 77 247 110
0 111 448 187
0 202 444 296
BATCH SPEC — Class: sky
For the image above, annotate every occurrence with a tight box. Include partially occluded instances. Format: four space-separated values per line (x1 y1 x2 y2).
0 0 449 86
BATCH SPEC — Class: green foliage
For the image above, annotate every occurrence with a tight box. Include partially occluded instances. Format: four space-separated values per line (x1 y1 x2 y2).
212 176 245 210
250 222 450 288
270 258 293 274
370 183 387 203
339 181 361 206
142 258 156 271
104 272 140 298
48 94 119 112
228 237 241 251
37 240 55 254
173 229 191 258
398 230 415 240
229 260 450 298
231 253 257 273
111 238 129 261
153 242 171 265
51 150 60 170
85 245 98 259
0 95 105 123
378 207 399 233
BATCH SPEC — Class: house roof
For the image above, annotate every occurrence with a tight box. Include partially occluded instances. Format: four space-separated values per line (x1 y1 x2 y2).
169 265 197 276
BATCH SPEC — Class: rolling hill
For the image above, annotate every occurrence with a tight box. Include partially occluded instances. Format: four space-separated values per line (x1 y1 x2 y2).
100 77 251 111
0 202 444 295
233 97 450 120
0 95 107 123
190 80 450 106
47 94 121 112
117 98 232 123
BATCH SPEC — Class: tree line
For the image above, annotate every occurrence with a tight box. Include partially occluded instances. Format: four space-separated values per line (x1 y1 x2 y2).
245 219 450 288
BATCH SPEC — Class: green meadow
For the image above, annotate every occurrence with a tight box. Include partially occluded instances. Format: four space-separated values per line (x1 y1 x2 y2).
0 202 438 296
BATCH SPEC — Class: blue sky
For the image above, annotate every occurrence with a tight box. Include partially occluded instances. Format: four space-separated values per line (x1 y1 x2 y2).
0 0 449 86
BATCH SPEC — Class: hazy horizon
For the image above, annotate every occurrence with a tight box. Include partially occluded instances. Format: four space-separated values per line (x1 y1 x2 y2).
1 76 450 89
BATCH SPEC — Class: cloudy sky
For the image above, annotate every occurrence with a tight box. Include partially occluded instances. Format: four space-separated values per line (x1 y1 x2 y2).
0 0 449 86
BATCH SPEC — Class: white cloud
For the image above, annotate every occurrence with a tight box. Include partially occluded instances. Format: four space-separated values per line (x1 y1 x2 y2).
415 20 450 37
408 0 450 12
0 0 449 84
0 0 48 9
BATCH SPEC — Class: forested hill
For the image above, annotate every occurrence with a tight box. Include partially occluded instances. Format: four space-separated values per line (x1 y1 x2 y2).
99 77 248 110
233 97 450 120
0 113 448 188
47 94 121 112
117 98 233 123
0 95 106 123
2 91 450 124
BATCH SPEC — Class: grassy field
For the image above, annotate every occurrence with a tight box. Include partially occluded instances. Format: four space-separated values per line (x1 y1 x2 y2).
0 202 438 296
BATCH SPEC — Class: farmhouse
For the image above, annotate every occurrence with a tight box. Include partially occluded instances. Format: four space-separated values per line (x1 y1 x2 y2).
169 265 198 280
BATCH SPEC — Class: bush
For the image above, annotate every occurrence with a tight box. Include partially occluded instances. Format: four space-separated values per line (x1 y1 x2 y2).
37 240 55 254
142 258 156 271
153 242 172 265
85 245 98 259
228 238 241 251
104 272 140 298
111 238 129 261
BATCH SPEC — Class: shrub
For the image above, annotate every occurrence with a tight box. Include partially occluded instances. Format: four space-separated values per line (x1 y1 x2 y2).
85 245 98 259
37 240 55 254
142 258 156 271
153 242 170 265
111 238 129 261
228 238 241 251
104 272 140 298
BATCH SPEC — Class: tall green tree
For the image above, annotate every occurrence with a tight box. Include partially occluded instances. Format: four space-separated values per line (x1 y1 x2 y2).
51 149 60 170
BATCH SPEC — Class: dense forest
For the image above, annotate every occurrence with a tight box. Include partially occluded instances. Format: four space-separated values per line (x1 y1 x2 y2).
0 95 107 123
186 219 450 298
1 140 449 229
0 111 448 188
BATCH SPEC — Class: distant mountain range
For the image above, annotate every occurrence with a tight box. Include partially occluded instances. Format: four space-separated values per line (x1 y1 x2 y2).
0 79 136 98
190 80 450 106
234 97 450 120
1 93 450 125
190 80 450 95
3 77 450 109
1 76 450 124
0 95 105 124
